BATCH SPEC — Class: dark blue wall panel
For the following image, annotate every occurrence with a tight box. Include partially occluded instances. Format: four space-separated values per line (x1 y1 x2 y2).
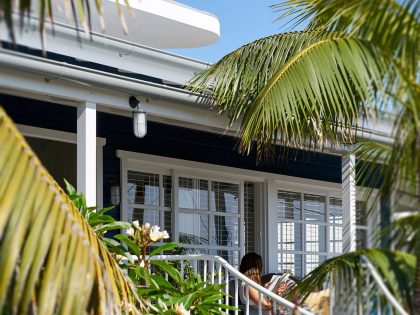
1 93 344 220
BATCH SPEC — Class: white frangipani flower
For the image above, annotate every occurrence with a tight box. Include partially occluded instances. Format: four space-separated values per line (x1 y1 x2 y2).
133 220 140 229
174 303 190 315
149 225 169 242
161 230 169 239
126 227 135 238
149 225 161 242
143 222 150 231
139 259 145 268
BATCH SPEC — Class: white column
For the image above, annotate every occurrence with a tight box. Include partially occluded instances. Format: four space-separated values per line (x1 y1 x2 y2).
342 154 357 252
77 101 97 207
96 139 106 209
264 179 278 273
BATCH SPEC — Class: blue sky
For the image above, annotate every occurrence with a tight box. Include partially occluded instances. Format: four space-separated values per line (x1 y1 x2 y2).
167 1 285 63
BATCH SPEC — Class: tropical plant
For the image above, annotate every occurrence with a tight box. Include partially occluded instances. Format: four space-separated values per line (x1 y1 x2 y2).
0 106 147 314
116 221 235 315
188 0 419 312
0 0 132 46
64 179 131 247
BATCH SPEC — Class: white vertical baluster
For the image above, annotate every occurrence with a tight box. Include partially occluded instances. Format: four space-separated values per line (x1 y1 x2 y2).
258 292 262 315
180 260 184 278
210 260 215 284
225 268 229 306
245 285 249 315
235 277 239 315
218 262 222 285
204 259 208 283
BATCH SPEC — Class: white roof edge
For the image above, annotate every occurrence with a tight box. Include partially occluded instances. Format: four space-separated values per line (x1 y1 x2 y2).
157 0 220 21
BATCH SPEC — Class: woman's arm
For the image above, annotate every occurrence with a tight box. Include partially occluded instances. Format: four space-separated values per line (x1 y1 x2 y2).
248 286 272 311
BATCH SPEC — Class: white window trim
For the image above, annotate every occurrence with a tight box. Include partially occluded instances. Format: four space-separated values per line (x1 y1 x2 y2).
274 182 380 276
117 150 380 273
17 124 106 208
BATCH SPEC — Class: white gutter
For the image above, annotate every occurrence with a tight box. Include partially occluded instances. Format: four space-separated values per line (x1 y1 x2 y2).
0 49 208 107
0 48 393 146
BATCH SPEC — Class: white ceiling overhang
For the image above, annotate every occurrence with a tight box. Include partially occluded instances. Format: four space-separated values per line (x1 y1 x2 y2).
52 0 220 49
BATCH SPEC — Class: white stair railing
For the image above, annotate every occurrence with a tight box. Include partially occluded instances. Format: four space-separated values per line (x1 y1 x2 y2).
150 254 315 315
330 255 409 315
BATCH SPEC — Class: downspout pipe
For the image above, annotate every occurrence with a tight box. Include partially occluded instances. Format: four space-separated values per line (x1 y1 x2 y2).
0 49 211 107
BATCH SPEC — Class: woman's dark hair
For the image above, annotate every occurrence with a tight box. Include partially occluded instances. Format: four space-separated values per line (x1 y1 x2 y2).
239 252 263 284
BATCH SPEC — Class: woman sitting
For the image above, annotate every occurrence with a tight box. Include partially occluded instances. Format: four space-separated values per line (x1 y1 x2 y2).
239 252 273 314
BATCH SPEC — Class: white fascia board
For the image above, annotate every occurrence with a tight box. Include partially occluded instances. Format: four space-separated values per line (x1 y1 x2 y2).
2 16 210 85
0 66 234 133
0 50 394 149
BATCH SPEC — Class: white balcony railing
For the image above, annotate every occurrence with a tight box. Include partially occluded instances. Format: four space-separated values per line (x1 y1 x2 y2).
150 254 315 315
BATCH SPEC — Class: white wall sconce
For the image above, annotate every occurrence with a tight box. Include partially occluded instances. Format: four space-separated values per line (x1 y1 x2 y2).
110 185 120 206
129 96 147 138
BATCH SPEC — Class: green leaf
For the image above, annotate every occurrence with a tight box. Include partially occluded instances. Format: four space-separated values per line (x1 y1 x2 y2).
149 242 180 258
114 234 140 256
151 260 182 284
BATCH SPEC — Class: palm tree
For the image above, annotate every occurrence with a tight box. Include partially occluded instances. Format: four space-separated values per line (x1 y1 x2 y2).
0 0 131 46
188 0 419 312
0 107 147 314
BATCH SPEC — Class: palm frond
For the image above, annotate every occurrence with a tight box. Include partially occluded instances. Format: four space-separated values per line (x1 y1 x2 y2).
0 0 132 47
273 0 420 77
0 107 147 314
189 32 389 157
291 249 415 310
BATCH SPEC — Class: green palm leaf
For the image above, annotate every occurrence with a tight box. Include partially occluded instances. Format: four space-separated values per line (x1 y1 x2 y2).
291 249 415 311
273 0 420 77
189 32 388 156
0 107 147 314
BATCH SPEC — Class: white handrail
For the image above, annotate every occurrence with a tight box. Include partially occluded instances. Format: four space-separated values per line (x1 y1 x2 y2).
361 256 408 315
150 254 315 315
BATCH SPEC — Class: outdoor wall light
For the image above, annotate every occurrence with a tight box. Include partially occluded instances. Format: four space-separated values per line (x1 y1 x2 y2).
129 96 147 138
110 185 120 206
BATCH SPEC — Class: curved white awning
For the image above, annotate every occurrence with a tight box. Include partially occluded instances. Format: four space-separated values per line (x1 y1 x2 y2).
52 0 220 49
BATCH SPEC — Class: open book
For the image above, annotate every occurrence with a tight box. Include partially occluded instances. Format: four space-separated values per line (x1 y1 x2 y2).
264 273 294 296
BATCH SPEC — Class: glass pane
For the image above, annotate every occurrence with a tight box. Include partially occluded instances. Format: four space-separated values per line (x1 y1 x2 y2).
212 249 239 267
163 175 172 207
211 181 239 213
279 253 302 278
178 213 209 246
127 171 159 206
178 177 208 210
210 215 239 247
329 198 343 224
329 225 342 253
305 224 326 252
356 229 367 249
244 182 255 253
356 201 367 226
305 255 326 274
279 222 302 251
129 208 172 241
278 191 301 220
304 194 326 222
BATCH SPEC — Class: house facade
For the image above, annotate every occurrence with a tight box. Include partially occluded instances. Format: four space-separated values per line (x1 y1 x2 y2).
0 0 392 277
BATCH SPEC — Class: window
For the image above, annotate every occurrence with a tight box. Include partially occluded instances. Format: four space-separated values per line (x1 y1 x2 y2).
244 182 256 253
178 177 240 266
127 171 172 240
356 201 368 249
278 190 368 277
